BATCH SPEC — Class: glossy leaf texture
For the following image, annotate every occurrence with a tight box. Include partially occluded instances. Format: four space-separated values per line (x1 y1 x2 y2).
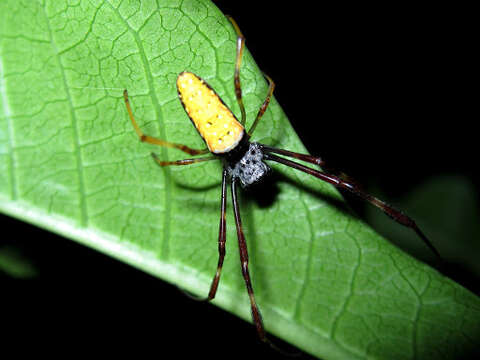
0 1 479 359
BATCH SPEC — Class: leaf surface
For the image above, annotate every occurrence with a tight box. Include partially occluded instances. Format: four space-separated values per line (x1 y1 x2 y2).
0 1 479 358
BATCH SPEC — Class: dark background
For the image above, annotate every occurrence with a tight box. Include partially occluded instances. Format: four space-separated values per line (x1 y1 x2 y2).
1 2 477 358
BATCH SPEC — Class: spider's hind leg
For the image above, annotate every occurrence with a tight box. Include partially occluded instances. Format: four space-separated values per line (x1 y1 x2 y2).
150 153 216 167
124 89 209 156
225 17 276 137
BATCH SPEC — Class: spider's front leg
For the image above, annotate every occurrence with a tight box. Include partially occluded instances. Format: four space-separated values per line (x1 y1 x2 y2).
205 169 228 301
231 177 267 342
263 149 442 260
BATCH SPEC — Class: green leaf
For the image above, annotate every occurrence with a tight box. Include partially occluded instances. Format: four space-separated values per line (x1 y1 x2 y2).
1 1 479 358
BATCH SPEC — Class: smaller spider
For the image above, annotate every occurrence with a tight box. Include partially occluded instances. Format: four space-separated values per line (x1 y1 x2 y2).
123 16 440 343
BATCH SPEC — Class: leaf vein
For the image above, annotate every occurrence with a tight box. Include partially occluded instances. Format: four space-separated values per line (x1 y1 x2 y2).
41 3 89 227
106 0 172 259
0 54 18 200
330 224 362 340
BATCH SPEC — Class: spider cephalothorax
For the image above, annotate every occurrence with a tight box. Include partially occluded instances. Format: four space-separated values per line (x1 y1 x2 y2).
225 142 270 187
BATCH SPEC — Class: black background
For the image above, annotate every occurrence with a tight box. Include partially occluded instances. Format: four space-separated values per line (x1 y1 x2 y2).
1 1 477 358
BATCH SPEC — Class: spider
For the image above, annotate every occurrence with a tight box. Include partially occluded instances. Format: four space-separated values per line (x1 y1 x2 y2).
123 16 440 343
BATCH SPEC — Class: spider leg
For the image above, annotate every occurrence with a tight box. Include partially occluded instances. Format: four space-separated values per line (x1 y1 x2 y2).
263 151 442 260
124 89 209 156
226 17 275 136
150 152 217 167
260 144 366 193
260 144 326 167
231 177 267 341
226 16 247 126
206 168 228 300
248 74 275 137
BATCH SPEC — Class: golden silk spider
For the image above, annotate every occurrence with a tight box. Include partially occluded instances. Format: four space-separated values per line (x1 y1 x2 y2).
123 16 440 344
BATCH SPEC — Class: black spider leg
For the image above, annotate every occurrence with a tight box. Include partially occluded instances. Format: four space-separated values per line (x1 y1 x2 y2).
209 173 297 354
263 150 442 260
206 168 228 301
231 177 267 342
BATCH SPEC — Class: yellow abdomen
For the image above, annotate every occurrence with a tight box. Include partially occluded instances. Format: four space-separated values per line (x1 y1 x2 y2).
177 72 244 154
